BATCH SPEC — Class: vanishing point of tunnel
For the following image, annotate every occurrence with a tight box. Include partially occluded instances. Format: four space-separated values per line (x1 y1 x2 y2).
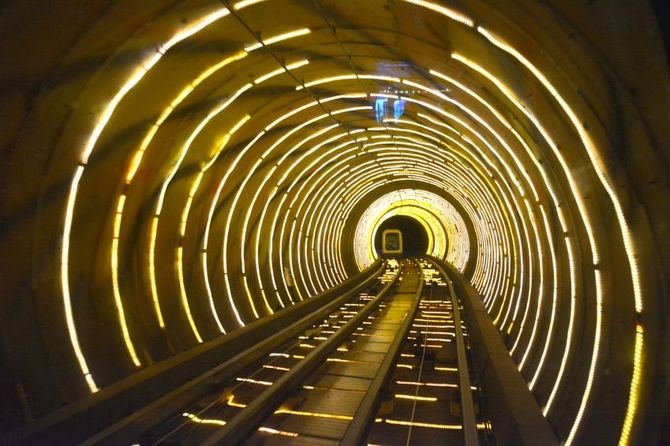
0 1 669 445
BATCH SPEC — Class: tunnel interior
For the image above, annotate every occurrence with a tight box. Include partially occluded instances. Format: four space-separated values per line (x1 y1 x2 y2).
0 1 668 445
374 215 429 257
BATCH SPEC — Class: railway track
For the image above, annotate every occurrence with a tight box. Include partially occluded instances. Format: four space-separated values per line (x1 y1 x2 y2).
97 258 490 445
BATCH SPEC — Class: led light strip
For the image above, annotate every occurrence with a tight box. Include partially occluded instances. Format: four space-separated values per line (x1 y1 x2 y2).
61 4 312 390
423 66 550 367
61 6 232 392
424 65 569 385
395 7 589 429
58 12 637 446
450 49 600 439
477 27 642 444
387 114 524 316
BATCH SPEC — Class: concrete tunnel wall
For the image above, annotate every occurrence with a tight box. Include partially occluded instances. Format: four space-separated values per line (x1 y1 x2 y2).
0 1 668 444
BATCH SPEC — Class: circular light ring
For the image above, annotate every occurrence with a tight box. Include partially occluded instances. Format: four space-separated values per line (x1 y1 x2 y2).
332 152 536 374
308 134 520 318
167 83 536 344
38 3 652 445
272 139 363 299
353 189 469 270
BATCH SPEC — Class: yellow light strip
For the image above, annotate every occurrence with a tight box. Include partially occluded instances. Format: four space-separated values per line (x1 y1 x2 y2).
202 114 250 172
245 28 311 52
233 0 268 9
618 325 643 446
221 151 263 321
179 171 204 236
176 246 203 343
147 216 162 327
257 427 299 437
110 194 142 366
242 276 260 319
254 59 309 84
227 395 248 407
515 200 541 371
297 74 400 91
183 411 299 437
543 236 577 414
396 381 456 389
480 26 642 312
62 7 231 389
528 204 557 388
263 364 290 371
395 394 438 402
236 377 273 386
401 0 474 27
565 268 602 445
183 412 226 426
435 366 458 372
274 408 353 421
382 418 464 430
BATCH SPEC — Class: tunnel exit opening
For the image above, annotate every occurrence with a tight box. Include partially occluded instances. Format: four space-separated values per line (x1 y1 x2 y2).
374 215 429 257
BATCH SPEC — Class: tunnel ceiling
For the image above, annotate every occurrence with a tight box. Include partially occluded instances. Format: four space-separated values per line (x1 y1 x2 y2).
1 1 669 444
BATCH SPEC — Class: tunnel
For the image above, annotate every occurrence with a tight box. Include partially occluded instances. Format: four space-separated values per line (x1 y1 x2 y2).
374 215 429 257
0 0 668 444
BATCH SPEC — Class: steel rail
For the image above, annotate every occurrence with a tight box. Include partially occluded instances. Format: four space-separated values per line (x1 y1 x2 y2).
340 260 425 445
201 265 402 445
80 261 385 446
429 258 480 446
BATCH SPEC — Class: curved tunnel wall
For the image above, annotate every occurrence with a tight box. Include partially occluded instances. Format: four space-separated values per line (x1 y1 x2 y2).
0 1 668 445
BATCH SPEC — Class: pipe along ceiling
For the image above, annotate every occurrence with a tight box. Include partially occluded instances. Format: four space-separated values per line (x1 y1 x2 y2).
0 0 668 444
